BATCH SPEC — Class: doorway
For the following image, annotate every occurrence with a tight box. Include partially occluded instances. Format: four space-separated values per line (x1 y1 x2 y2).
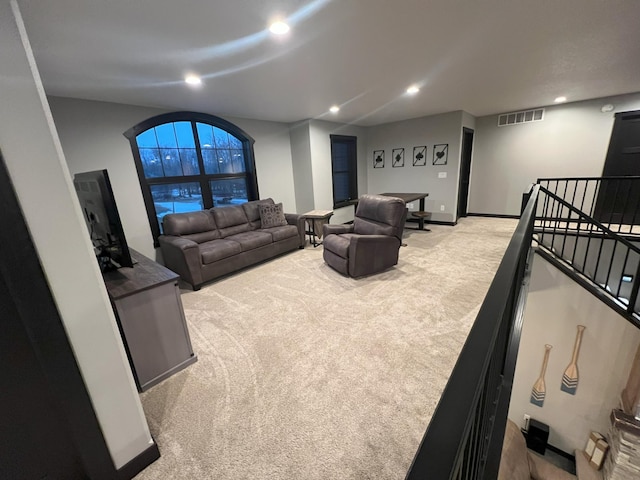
457 127 474 218
594 110 640 224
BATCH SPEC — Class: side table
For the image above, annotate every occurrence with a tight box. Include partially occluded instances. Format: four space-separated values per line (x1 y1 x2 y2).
302 209 333 247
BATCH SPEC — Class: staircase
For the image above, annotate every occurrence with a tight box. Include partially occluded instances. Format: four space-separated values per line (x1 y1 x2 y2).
533 177 640 328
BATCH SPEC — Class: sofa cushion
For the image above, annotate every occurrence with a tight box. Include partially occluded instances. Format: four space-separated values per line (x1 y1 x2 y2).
242 198 275 230
211 205 250 238
225 231 272 252
498 420 533 480
259 202 288 228
200 239 242 264
163 210 220 243
323 233 358 259
261 225 299 242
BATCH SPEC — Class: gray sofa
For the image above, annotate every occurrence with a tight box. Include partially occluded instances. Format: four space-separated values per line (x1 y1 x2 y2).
159 199 305 290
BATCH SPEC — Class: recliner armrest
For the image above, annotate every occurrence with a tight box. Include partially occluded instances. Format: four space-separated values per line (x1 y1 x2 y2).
324 224 354 236
285 213 306 248
158 235 203 288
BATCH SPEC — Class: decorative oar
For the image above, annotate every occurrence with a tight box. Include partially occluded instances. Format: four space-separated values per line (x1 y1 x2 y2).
531 344 552 407
561 325 586 395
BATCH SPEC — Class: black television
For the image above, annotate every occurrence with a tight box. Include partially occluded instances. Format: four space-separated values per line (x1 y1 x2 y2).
73 169 133 272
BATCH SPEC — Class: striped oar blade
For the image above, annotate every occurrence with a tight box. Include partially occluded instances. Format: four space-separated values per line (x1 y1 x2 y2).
530 344 552 407
561 325 585 396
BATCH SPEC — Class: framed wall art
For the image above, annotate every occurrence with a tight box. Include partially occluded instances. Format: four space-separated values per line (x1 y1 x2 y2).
433 144 448 165
373 150 385 168
392 148 404 168
413 146 427 166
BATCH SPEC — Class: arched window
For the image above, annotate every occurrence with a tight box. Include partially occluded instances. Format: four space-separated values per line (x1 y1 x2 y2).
124 112 259 246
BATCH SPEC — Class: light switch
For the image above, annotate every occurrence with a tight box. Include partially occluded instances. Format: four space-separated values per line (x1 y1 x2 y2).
438 172 447 178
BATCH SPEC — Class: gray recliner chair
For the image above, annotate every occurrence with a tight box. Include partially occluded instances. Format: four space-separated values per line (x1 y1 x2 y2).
322 194 407 277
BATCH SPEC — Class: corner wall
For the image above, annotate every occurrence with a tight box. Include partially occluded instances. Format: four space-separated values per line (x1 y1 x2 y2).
470 92 640 216
48 96 298 258
308 119 368 224
509 254 640 453
366 111 466 223
0 0 152 468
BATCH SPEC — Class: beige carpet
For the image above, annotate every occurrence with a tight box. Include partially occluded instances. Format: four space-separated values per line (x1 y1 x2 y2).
135 217 517 480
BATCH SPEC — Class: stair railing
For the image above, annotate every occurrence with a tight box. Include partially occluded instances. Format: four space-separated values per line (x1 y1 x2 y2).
537 176 640 235
534 185 640 324
405 185 538 479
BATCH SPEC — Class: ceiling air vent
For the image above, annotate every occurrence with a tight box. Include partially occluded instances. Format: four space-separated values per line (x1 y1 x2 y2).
498 108 544 127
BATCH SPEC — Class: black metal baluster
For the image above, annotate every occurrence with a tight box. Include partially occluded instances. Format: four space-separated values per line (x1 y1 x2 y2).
608 179 621 230
615 246 631 301
618 178 632 233
627 261 640 315
589 179 601 220
604 238 619 298
571 209 582 266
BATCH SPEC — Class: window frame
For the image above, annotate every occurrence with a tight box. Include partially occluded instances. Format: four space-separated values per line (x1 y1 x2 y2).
124 111 259 247
330 134 358 209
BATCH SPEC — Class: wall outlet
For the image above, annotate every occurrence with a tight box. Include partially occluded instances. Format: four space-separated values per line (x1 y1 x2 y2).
440 205 445 211
438 172 447 178
523 414 531 431
407 202 414 209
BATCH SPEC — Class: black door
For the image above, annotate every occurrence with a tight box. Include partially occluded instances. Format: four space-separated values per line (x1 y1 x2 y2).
595 110 640 224
0 152 117 479
457 128 474 218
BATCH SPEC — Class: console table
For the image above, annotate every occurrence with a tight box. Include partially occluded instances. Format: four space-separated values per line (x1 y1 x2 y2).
102 249 197 392
380 193 430 230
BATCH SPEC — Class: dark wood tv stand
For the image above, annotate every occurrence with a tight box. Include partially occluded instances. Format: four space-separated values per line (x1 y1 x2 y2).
102 249 197 392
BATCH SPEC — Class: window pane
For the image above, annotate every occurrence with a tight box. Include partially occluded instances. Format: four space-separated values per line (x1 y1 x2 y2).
137 129 158 148
178 148 200 175
333 172 350 203
216 149 233 173
213 127 230 149
174 121 195 148
210 178 248 207
160 148 182 176
231 149 245 173
155 124 178 148
202 149 219 174
196 123 214 148
140 148 164 178
229 134 242 149
151 182 203 233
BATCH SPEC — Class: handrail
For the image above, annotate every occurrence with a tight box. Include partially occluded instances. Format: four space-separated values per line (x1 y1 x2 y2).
538 187 640 255
405 185 538 479
538 175 640 182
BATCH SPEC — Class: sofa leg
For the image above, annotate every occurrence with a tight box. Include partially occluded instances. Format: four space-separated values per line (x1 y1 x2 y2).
193 284 201 291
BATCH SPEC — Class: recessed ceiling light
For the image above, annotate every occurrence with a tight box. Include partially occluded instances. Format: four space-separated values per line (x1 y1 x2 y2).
185 75 202 86
406 85 420 95
329 105 340 113
269 21 290 35
554 96 567 103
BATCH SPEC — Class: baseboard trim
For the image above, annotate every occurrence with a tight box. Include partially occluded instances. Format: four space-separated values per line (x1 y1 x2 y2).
117 441 161 479
467 213 521 219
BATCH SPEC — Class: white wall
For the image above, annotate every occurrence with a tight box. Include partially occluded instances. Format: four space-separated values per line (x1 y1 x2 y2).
0 0 152 468
509 254 640 453
308 119 368 225
366 111 465 223
470 92 640 216
289 120 314 214
48 96 298 258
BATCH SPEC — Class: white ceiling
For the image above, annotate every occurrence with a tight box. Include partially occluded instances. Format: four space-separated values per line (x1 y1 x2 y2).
17 0 640 126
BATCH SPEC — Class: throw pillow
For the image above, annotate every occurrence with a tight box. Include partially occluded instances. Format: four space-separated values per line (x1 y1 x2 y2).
259 202 288 228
